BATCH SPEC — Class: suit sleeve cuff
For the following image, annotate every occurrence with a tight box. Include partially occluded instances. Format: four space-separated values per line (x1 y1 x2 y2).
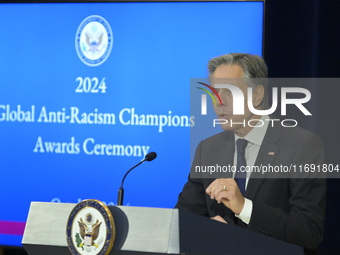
235 198 253 224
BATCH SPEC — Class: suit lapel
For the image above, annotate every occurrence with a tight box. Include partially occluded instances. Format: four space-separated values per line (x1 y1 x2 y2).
222 131 235 179
222 132 238 222
206 131 236 221
204 131 235 186
246 123 282 201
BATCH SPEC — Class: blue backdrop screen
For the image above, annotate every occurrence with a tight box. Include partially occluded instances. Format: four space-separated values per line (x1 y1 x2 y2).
0 1 263 246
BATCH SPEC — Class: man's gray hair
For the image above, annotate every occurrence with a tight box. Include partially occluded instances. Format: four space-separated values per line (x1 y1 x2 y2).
208 53 269 109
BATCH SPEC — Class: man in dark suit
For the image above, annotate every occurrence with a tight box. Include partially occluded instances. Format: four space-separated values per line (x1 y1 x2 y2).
176 53 326 254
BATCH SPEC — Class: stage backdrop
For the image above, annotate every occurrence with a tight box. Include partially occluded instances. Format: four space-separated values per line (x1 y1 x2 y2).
0 1 264 246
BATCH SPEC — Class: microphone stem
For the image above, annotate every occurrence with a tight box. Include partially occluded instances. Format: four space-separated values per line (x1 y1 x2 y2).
117 154 155 206
120 159 145 188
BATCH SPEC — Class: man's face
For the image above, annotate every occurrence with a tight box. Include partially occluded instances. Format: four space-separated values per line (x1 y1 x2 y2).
211 64 255 137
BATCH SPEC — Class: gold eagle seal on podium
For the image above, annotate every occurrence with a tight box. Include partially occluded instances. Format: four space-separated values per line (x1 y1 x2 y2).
66 199 115 255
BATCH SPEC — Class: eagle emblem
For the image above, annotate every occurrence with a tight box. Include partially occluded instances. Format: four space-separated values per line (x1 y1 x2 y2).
66 199 115 255
77 216 102 248
85 31 104 53
75 15 113 67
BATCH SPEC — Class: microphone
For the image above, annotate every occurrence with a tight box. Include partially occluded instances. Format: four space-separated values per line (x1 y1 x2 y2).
117 152 157 206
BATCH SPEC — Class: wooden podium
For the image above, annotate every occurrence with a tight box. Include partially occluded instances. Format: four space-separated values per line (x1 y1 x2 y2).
22 202 303 255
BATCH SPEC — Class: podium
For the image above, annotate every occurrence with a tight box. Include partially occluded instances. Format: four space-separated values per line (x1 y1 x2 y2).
22 202 303 255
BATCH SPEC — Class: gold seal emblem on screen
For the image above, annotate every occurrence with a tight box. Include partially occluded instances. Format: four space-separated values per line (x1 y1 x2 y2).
66 199 115 255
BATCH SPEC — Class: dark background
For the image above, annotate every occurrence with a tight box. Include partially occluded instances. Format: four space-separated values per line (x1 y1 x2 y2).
266 0 340 254
1 0 340 254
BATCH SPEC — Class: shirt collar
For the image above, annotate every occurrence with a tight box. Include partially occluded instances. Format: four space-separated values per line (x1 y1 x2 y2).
234 115 269 146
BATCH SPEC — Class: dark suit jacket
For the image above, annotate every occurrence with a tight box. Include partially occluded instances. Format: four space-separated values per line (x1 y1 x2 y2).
175 123 326 253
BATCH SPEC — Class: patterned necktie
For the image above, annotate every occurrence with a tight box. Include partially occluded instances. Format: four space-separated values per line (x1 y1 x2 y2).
235 139 248 196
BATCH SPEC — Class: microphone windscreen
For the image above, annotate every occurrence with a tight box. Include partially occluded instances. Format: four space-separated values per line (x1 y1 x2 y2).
145 152 157 161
